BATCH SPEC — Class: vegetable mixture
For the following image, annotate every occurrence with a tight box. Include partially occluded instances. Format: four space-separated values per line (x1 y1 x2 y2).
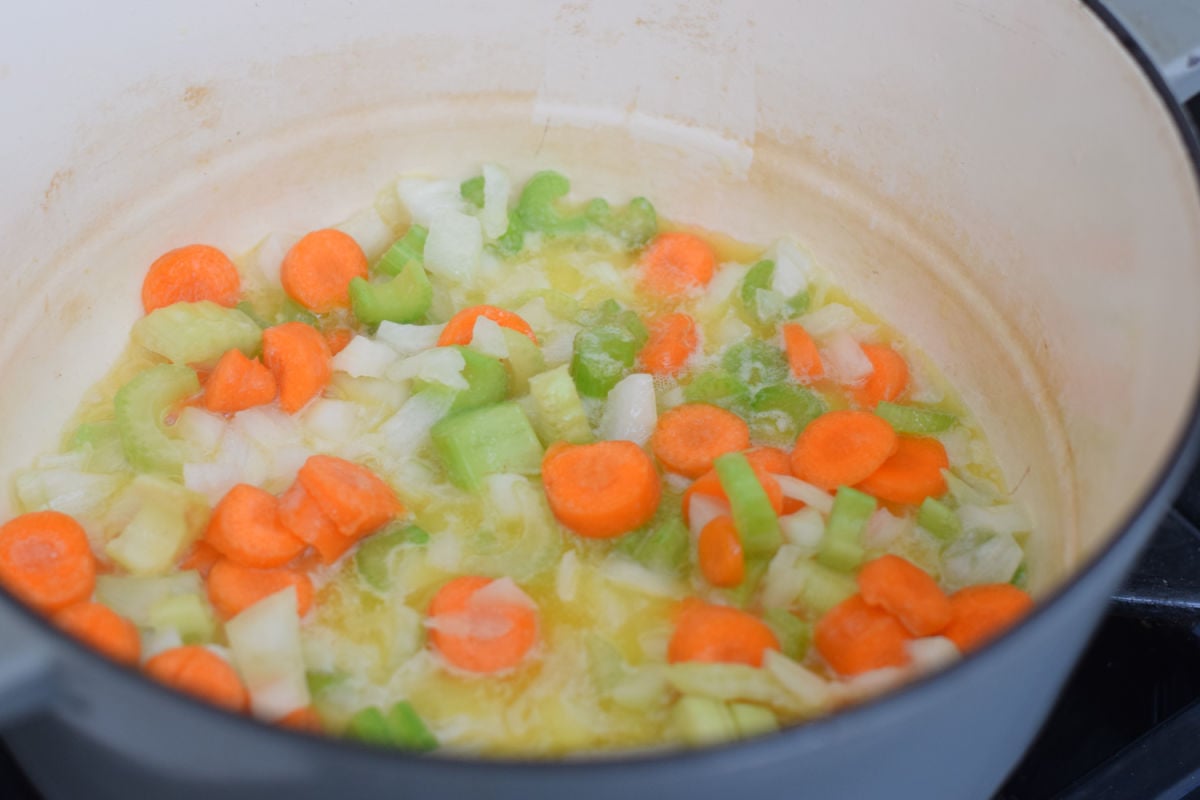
0 167 1034 755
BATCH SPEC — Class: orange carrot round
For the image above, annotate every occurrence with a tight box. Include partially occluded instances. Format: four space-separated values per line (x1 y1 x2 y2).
204 484 305 568
745 446 803 514
698 517 745 588
206 558 314 620
638 313 698 376
427 575 539 674
639 232 717 296
277 481 351 565
143 646 249 712
324 328 354 356
262 322 332 414
667 601 780 667
814 594 912 676
437 305 538 348
280 229 368 313
141 244 241 313
782 323 824 382
178 541 222 577
857 555 952 637
295 455 404 540
942 584 1033 652
681 463 784 524
279 706 324 733
203 349 277 414
853 344 909 408
789 410 898 491
854 436 949 506
0 511 96 614
651 403 751 479
542 441 661 539
53 602 141 666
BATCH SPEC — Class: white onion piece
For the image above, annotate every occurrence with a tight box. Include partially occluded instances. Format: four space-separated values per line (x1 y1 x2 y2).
174 407 227 457
378 390 456 454
424 209 482 283
761 545 807 609
387 347 468 390
768 238 815 298
479 164 511 240
231 407 301 450
663 473 692 493
375 322 444 355
822 331 874 385
471 577 537 610
688 494 730 539
395 177 465 227
556 551 581 602
600 558 682 598
334 206 394 262
941 530 1024 590
226 587 310 722
763 650 831 709
599 373 657 446
514 297 556 332
863 507 909 550
694 262 748 316
958 503 1031 538
470 316 510 359
778 508 825 553
96 572 204 626
834 667 907 704
424 611 513 640
773 475 835 515
798 303 861 337
301 399 364 442
905 636 960 673
331 335 399 378
540 326 580 366
139 628 184 663
251 231 300 288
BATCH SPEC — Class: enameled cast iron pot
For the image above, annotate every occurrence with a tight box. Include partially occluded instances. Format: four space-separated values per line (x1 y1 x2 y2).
1 1 1199 797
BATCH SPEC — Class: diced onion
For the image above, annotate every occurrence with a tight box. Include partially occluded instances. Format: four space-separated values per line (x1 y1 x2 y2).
301 399 365 442
556 551 581 602
798 303 861 338
425 610 513 640
378 390 456 454
663 473 692 493
334 206 394 262
767 239 815 299
387 347 468 390
773 475 835 515
331 336 399 378
95 572 204 626
226 588 311 722
470 316 510 359
763 650 831 710
941 529 1024 590
822 331 874 385
688 494 730 539
905 636 960 673
761 545 806 609
174 407 227 457
424 209 482 283
600 558 682 598
395 177 465 227
599 373 657 446
251 232 300 288
471 576 537 610
958 503 1031 539
479 164 512 240
778 507 825 553
863 507 909 550
375 322 444 355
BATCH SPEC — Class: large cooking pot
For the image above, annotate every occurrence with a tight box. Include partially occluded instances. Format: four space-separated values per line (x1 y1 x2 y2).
1 1 1199 797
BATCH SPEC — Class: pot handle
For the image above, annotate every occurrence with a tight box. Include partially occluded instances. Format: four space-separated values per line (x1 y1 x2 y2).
1100 0 1200 103
0 605 56 727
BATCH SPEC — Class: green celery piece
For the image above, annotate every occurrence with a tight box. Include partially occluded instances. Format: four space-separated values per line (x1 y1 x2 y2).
715 452 782 558
876 401 957 435
729 703 779 738
723 557 769 608
585 634 627 692
513 288 580 323
673 696 738 747
1011 561 1029 589
917 497 962 541
431 402 545 490
786 289 812 317
818 487 877 572
615 518 689 577
114 365 201 478
501 328 546 396
793 558 857 614
346 707 392 746
148 593 217 644
414 346 509 414
385 701 438 752
70 420 129 473
376 225 428 277
234 301 270 329
762 608 812 661
356 524 428 591
513 171 588 236
460 175 486 209
349 259 433 326
683 370 752 415
104 474 210 574
585 196 658 248
306 670 347 697
570 301 647 398
132 301 261 368
276 298 318 327
492 211 526 257
722 340 790 388
528 364 594 445
739 260 775 319
750 384 827 441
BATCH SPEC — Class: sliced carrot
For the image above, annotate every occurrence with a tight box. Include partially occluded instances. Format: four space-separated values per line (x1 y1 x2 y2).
698 517 745 588
277 481 354 565
852 344 909 408
639 232 717 296
542 441 661 539
53 602 141 666
427 575 539 674
141 244 241 313
204 484 305 568
667 601 780 667
942 584 1033 652
324 328 354 356
206 558 314 621
178 541 222 577
436 305 538 348
203 349 277 414
854 436 949 506
814 594 912 676
143 646 249 712
638 313 698 376
280 229 368 313
0 511 96 614
857 555 952 637
279 706 324 733
681 463 784 525
789 410 898 491
296 455 404 540
262 322 332 414
782 323 824 382
651 403 752 479
745 446 802 514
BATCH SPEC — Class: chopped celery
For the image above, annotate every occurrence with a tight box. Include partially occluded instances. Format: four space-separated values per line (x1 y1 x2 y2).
95 571 204 625
528 364 593 445
683 370 751 415
793 558 857 614
70 421 129 473
114 365 201 478
738 260 807 324
722 340 790 387
386 701 438 752
514 289 581 323
376 225 428 277
348 259 433 326
514 171 587 236
501 328 546 396
723 557 769 608
431 402 544 490
763 608 812 661
148 593 217 644
738 260 776 322
347 707 391 746
571 301 648 398
414 346 507 414
750 384 827 442
235 300 271 329
585 196 658 248
460 175 486 209
306 670 347 697
104 475 210 574
356 524 428 591
492 211 526 256
132 301 261 367
917 497 962 541
729 703 779 737
1011 561 1029 589
615 518 689 577
586 634 627 692
818 487 877 572
715 452 782 558
672 696 738 747
876 402 956 435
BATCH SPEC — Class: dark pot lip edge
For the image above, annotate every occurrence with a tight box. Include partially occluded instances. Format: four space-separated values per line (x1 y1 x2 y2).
3 0 1200 777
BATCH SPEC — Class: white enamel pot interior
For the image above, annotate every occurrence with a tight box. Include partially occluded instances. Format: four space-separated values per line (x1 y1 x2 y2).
0 1 1198 799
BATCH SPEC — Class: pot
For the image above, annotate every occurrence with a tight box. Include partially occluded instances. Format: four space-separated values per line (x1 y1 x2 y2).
1 1 1199 798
